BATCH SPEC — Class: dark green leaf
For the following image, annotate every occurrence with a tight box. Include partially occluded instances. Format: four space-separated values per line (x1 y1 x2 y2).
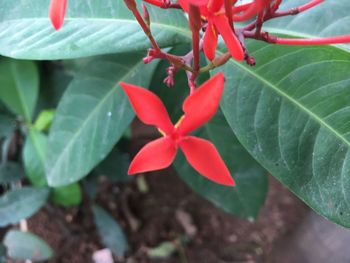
46 53 158 187
23 129 47 186
0 187 49 226
0 1 190 60
3 230 53 262
92 205 129 257
95 147 130 182
0 162 24 184
51 183 82 207
218 40 350 227
0 114 15 140
37 64 72 111
0 243 6 263
206 111 267 218
0 58 39 121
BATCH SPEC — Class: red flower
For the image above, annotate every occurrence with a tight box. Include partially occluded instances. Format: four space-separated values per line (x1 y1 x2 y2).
179 0 244 62
232 0 269 22
49 0 67 30
120 73 235 186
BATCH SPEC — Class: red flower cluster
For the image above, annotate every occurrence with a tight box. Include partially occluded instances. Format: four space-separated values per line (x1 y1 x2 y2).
120 73 235 186
180 0 244 61
48 0 350 186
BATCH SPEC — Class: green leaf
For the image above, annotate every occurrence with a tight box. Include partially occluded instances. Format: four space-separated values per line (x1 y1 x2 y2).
0 1 190 60
265 0 350 52
0 114 15 139
147 242 177 259
4 230 53 262
34 110 55 132
23 129 47 186
37 64 72 111
23 128 82 206
95 147 130 182
51 183 82 207
0 244 6 263
0 58 39 121
206 111 267 218
0 162 24 184
218 41 350 227
92 205 129 257
0 187 49 227
46 53 158 187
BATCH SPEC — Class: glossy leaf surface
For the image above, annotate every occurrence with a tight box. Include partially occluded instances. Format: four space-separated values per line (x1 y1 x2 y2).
0 1 190 59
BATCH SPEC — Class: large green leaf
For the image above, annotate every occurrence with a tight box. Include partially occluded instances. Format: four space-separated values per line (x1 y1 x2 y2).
0 187 49 226
92 205 129 257
206 111 267 218
4 230 53 262
46 53 158 186
0 1 190 60
0 58 39 121
218 40 350 227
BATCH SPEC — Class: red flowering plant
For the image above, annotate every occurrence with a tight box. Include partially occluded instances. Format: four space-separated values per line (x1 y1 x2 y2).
0 0 350 261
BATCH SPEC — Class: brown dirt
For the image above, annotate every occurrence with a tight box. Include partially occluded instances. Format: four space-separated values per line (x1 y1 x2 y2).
27 170 308 263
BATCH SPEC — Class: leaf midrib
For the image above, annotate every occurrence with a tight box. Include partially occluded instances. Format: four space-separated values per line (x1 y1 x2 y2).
220 50 350 149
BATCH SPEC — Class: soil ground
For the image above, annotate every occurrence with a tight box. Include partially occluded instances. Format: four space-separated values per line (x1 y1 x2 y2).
27 170 308 263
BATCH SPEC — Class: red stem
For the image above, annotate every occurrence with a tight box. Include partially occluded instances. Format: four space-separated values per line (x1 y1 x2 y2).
298 0 324 12
275 35 350 45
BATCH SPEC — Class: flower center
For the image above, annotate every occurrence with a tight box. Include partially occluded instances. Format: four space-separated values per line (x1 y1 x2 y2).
158 115 185 143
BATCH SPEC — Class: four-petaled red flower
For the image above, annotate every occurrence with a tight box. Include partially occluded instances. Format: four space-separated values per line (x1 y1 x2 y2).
179 0 244 62
120 73 235 186
49 0 67 30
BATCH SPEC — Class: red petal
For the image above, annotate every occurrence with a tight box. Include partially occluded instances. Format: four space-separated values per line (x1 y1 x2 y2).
120 82 174 135
143 0 164 7
208 0 224 12
177 73 224 135
129 137 177 174
213 15 244 61
49 0 67 30
232 0 266 22
179 136 235 186
203 21 218 61
186 0 208 6
179 0 208 12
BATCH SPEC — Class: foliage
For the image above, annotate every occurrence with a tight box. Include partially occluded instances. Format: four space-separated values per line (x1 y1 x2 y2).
0 0 349 260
